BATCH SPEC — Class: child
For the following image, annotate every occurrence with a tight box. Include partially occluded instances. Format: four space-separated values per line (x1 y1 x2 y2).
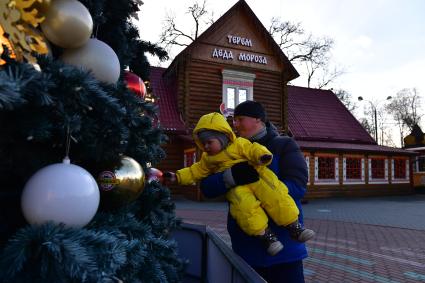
165 112 315 255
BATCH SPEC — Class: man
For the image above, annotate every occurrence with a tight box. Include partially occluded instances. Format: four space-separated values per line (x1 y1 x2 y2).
200 100 309 283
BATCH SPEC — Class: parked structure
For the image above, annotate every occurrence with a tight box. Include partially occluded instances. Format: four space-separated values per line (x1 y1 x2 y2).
150 0 415 199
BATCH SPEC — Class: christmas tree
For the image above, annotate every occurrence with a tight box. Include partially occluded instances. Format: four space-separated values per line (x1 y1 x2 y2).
0 0 184 282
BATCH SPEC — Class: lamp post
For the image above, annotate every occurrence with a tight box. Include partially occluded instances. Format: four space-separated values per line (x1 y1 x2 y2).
358 96 392 144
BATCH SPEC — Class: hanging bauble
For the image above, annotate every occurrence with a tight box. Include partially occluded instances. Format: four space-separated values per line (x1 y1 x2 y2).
21 158 100 227
97 156 145 209
60 38 120 84
40 0 93 48
124 71 147 98
146 167 164 184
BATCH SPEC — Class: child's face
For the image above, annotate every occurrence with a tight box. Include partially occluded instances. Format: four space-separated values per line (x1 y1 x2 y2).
202 138 222 155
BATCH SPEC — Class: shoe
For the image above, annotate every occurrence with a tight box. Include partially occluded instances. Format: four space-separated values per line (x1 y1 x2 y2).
287 220 315 242
258 228 284 256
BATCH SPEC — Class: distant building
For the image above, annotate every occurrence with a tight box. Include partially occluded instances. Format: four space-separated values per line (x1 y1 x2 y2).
149 0 415 200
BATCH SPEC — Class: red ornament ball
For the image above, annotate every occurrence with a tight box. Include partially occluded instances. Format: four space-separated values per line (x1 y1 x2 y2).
146 167 164 184
124 71 146 98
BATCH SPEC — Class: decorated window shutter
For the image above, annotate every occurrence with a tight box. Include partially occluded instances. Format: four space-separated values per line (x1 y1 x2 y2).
385 159 388 180
335 157 339 181
406 159 410 180
305 156 310 184
361 159 365 181
314 157 318 181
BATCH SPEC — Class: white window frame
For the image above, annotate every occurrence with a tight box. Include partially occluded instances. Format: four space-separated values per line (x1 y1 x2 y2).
368 158 389 184
391 158 410 183
222 69 255 109
343 157 365 184
314 156 339 184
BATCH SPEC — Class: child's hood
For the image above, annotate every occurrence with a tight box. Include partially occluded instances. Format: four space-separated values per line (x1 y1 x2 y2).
193 112 236 150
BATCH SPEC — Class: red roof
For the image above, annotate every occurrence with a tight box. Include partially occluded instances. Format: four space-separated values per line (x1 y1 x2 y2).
149 67 186 133
288 86 375 144
296 140 416 155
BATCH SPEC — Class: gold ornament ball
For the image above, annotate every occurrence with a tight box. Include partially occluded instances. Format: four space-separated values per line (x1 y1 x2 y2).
41 0 93 48
97 156 146 209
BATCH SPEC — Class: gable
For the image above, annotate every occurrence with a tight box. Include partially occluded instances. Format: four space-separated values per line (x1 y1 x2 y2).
190 10 282 72
170 0 298 80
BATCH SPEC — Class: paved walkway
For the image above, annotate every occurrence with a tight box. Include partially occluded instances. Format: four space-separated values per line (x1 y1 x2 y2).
174 194 425 283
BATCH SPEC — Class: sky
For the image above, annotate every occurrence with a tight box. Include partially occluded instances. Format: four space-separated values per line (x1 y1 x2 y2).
137 0 425 145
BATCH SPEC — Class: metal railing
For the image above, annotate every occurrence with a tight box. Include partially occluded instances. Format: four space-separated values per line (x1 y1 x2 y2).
172 223 266 283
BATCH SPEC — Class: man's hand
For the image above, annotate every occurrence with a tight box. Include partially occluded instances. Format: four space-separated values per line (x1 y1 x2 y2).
231 161 259 185
259 154 272 164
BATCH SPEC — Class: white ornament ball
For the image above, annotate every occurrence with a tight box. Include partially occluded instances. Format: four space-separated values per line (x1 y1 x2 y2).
41 0 93 48
60 38 121 84
21 158 100 227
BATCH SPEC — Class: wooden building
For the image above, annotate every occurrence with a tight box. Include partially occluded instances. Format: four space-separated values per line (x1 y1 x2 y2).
150 0 415 200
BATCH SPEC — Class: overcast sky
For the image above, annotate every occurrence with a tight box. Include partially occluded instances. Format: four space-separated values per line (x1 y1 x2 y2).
137 0 425 144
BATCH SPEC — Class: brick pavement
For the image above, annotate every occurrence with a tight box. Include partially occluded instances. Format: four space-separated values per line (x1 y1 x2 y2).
175 196 425 283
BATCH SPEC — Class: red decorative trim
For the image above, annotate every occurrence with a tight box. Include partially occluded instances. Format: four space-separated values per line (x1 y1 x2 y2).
223 80 253 87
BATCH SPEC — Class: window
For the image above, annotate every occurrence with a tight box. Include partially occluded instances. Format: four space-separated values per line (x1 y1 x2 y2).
414 156 425 172
314 156 339 184
371 159 385 178
184 148 196 167
393 159 406 179
222 69 255 109
343 157 365 183
392 158 409 183
368 157 388 183
318 157 335 179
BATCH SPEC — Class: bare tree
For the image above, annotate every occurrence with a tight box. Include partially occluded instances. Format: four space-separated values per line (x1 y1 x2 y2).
359 117 374 138
333 89 357 112
268 17 344 88
386 88 423 146
159 0 214 50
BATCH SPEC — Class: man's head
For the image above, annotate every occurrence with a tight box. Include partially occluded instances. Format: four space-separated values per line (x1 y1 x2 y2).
233 100 266 138
198 130 229 155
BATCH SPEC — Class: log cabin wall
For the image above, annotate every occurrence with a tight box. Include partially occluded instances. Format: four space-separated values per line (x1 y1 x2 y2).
303 150 414 198
178 59 284 130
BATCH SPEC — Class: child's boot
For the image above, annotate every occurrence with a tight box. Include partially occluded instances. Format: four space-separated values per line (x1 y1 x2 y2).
258 228 284 256
287 220 315 242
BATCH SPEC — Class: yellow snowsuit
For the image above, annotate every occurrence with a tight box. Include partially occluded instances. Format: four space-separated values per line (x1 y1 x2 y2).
176 113 299 235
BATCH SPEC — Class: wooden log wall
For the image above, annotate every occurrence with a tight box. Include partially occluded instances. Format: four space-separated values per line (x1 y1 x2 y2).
178 59 285 130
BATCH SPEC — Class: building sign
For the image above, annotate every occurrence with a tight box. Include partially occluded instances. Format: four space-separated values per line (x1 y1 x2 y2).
210 34 268 65
227 35 252 47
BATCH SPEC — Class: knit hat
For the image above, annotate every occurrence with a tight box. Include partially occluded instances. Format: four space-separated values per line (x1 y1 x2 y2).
197 130 230 149
234 100 266 122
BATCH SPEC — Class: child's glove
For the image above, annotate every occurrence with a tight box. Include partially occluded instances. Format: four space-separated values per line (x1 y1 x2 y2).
259 154 272 164
163 171 177 184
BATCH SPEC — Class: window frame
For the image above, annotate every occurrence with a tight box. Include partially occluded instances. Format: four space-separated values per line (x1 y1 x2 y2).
368 157 389 184
222 69 255 109
184 148 197 168
343 156 365 184
314 155 339 184
391 158 410 183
